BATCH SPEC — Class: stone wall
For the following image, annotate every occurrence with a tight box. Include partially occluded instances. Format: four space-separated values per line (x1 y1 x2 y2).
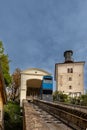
55 62 85 96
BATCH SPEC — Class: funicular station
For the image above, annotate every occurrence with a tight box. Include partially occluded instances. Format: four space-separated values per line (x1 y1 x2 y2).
20 68 52 106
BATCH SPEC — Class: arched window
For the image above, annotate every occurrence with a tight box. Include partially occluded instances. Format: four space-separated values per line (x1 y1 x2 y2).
71 68 73 73
67 68 70 73
67 68 73 73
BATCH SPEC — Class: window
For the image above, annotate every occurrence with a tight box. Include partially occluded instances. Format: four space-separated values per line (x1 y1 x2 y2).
69 77 72 81
71 68 73 73
69 86 72 89
78 82 80 85
43 79 52 83
67 68 69 73
67 68 73 73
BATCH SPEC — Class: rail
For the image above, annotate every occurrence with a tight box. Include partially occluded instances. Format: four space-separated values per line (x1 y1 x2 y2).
33 99 87 130
54 101 87 113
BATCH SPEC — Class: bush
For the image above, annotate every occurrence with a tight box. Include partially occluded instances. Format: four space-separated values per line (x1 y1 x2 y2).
80 94 87 106
4 101 23 130
53 91 68 102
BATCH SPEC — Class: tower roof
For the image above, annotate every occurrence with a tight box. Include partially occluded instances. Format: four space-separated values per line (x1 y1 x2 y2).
64 50 73 57
64 50 74 63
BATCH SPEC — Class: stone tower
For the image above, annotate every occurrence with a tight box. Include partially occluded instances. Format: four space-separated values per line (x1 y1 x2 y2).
55 50 85 97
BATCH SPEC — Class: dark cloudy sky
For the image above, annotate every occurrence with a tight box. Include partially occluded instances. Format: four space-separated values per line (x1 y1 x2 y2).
0 0 87 90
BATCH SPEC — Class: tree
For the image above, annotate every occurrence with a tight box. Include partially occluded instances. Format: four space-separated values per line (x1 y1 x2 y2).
12 68 21 101
53 91 68 102
0 41 12 86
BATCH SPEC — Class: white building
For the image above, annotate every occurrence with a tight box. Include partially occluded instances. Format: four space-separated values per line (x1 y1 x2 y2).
55 50 85 97
20 68 51 106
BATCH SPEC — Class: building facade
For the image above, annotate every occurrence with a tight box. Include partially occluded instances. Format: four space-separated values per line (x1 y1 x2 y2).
55 50 85 97
20 68 51 106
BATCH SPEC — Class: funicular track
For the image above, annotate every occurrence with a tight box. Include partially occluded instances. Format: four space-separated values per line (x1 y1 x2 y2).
33 99 87 130
54 101 87 113
23 100 72 130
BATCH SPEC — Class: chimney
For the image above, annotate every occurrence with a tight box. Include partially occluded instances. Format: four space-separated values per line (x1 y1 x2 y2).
64 50 74 63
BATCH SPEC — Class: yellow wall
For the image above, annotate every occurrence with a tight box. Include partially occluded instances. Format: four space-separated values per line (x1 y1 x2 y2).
0 91 4 130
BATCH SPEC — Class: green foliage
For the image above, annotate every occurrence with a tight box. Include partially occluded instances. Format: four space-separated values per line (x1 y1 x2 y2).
0 41 4 54
4 101 23 130
0 41 12 86
69 96 80 105
80 94 87 106
53 91 68 102
53 90 87 106
67 94 87 106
